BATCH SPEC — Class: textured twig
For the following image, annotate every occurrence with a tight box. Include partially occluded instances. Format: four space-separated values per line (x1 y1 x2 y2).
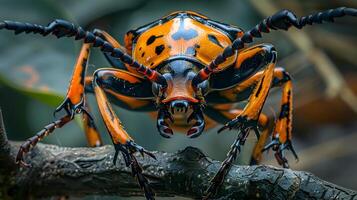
0 109 356 199
0 143 356 199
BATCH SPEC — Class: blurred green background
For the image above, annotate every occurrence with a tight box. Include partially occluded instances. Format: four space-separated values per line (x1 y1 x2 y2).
0 0 356 199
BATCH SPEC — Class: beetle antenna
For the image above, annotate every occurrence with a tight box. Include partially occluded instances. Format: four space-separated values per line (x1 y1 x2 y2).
192 7 357 87
0 20 167 87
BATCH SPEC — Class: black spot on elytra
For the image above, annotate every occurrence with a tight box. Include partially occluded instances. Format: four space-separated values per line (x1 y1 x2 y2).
171 18 198 41
155 45 165 55
139 47 142 51
150 62 154 66
146 35 163 46
208 34 223 48
141 52 145 57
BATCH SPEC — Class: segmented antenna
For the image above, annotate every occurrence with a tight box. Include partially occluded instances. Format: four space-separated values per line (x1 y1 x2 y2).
0 19 167 87
192 7 357 87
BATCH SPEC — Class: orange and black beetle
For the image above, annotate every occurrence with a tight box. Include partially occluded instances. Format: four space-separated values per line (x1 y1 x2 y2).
1 7 356 199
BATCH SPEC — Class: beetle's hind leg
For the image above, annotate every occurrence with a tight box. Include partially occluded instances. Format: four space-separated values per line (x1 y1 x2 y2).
261 68 298 168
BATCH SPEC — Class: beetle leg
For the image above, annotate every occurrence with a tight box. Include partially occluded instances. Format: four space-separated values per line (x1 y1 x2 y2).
81 76 103 147
204 105 269 130
93 69 156 200
203 128 249 200
262 68 298 168
53 43 91 119
218 47 276 133
82 96 102 147
16 115 71 167
15 43 95 166
204 45 276 199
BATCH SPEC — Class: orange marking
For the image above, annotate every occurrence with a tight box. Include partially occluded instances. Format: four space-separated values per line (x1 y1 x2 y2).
124 32 135 55
85 76 93 86
38 85 50 92
112 70 142 84
100 31 123 49
162 78 198 103
18 65 39 88
235 46 264 69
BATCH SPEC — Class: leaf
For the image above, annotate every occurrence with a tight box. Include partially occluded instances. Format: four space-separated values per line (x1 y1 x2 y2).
0 72 64 107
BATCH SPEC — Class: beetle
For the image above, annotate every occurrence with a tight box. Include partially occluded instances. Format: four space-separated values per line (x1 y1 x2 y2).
1 7 356 200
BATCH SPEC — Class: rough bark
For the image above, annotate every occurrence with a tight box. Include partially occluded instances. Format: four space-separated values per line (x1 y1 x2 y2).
0 112 356 199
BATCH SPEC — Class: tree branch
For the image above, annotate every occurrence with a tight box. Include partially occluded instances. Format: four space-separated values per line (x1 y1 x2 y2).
0 111 356 199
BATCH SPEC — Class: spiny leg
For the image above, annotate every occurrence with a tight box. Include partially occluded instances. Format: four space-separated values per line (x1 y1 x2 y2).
204 45 277 199
16 43 93 166
203 128 250 200
204 104 270 166
262 68 298 168
93 69 156 200
16 115 71 167
246 68 295 165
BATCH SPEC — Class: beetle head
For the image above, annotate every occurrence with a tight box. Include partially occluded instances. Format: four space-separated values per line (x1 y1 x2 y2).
153 60 208 138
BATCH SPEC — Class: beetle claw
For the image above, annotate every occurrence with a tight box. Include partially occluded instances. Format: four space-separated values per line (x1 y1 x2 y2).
157 108 174 138
263 138 298 168
186 109 205 138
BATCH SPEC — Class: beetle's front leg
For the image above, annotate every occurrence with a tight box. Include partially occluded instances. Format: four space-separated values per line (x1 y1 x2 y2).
15 43 93 166
218 48 276 135
93 69 156 200
205 44 276 199
54 43 91 118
